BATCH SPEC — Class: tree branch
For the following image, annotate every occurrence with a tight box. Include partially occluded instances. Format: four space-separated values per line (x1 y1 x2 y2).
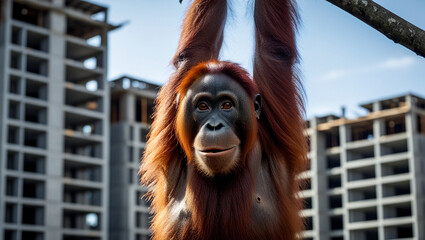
326 0 425 58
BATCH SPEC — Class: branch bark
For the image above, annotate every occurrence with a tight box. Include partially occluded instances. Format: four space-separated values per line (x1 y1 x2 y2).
326 0 425 58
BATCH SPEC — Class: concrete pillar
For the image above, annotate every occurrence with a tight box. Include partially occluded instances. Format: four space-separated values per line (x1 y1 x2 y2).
310 118 328 239
122 93 135 123
374 115 384 240
45 10 66 240
373 101 381 112
406 95 422 240
51 0 64 6
339 124 349 240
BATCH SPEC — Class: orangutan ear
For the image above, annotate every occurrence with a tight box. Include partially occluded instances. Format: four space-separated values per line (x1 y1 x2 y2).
176 93 180 108
254 94 262 120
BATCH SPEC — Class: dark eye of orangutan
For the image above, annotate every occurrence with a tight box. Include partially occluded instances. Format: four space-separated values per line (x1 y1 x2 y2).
197 102 209 111
221 101 232 110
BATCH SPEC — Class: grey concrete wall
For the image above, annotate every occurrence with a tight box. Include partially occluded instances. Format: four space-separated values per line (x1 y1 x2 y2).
302 98 425 240
108 85 155 240
0 0 112 239
109 123 130 240
0 22 5 240
0 1 11 239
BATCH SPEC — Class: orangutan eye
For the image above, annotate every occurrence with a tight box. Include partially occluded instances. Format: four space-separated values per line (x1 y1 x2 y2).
197 102 209 111
221 101 233 110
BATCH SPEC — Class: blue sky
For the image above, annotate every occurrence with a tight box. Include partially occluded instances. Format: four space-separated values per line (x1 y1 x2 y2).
90 0 425 118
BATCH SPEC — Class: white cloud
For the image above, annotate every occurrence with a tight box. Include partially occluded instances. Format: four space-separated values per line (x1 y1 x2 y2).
321 69 348 81
377 56 417 70
319 56 418 81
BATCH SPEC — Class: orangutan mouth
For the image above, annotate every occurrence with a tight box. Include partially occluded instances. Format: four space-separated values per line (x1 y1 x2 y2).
201 147 235 154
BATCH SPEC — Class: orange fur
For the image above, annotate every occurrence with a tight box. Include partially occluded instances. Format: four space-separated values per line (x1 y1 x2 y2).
139 0 307 239
254 0 307 236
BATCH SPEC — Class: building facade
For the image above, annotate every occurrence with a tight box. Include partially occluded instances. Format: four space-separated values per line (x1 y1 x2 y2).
109 76 159 240
302 94 425 240
0 0 117 239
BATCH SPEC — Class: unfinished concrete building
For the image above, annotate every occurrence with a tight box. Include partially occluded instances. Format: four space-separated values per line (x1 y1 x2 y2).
0 0 118 239
301 94 425 240
109 76 159 240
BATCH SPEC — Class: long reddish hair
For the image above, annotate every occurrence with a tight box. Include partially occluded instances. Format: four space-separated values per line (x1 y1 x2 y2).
253 0 307 236
139 1 229 238
139 0 307 239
